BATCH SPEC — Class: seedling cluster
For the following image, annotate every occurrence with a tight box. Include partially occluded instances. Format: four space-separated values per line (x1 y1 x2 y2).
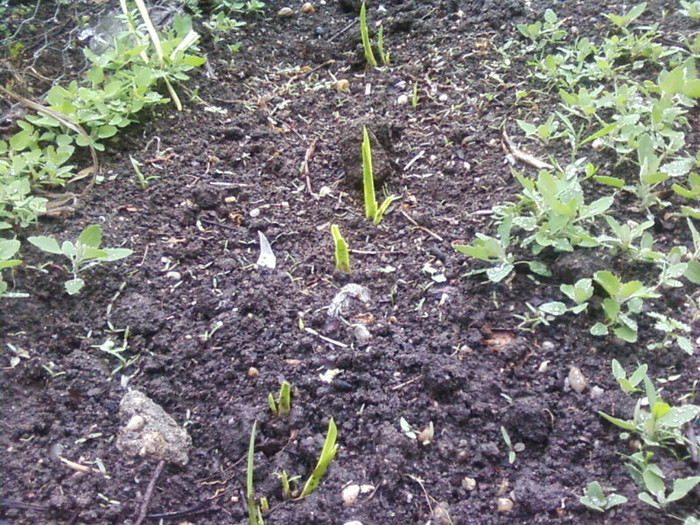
458 4 700 522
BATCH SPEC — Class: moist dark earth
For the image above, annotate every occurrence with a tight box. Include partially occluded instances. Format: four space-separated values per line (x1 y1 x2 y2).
1 0 699 524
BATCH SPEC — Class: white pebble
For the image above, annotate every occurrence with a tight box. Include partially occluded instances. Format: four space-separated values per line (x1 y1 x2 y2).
568 366 587 393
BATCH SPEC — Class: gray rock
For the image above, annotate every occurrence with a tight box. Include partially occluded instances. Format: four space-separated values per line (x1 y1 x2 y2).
116 390 192 466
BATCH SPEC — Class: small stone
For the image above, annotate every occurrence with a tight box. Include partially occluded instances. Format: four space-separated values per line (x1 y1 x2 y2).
165 271 181 281
541 340 555 351
462 477 477 491
538 360 549 373
568 366 587 393
247 367 259 378
431 502 452 524
353 324 372 344
589 385 604 399
417 423 434 445
341 484 360 506
277 7 294 17
125 415 145 431
397 94 409 105
335 79 350 93
116 390 192 466
497 498 514 512
301 2 315 14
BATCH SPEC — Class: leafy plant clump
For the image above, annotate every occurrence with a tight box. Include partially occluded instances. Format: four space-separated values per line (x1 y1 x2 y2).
599 360 700 515
456 3 700 350
28 224 132 295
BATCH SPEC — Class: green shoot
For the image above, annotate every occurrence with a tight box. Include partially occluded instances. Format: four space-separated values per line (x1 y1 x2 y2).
129 155 158 189
331 224 351 273
359 2 377 67
500 426 524 464
377 24 390 65
276 470 301 499
247 421 265 525
361 126 396 225
268 381 291 417
299 418 338 498
411 80 418 107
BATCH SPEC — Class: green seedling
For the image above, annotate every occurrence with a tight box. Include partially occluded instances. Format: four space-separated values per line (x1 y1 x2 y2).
92 325 136 374
399 417 434 445
636 460 700 510
506 166 612 255
411 80 418 107
275 470 301 499
331 224 351 273
28 224 132 295
268 381 291 417
599 216 656 259
604 2 646 30
0 238 22 297
516 8 566 51
359 1 377 67
247 421 265 525
580 481 628 512
611 358 648 394
500 426 524 464
600 365 700 450
515 301 567 331
299 418 338 498
590 270 659 342
129 155 158 188
377 24 390 65
681 0 700 19
455 216 550 283
645 312 693 354
560 278 594 314
361 126 396 225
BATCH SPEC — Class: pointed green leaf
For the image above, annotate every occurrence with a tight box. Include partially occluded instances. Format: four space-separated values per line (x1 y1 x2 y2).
28 235 62 255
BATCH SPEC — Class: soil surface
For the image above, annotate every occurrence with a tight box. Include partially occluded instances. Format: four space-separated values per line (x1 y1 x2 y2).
1 1 699 524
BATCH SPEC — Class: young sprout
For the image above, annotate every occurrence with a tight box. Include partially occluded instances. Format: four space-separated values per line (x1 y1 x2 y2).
247 421 265 525
299 418 338 498
268 381 291 417
275 470 301 499
500 426 524 464
331 224 351 273
359 2 377 67
361 126 397 225
411 80 418 107
377 24 390 65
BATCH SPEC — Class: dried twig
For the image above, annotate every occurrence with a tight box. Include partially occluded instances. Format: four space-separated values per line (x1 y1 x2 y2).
400 210 444 242
501 125 553 171
134 460 165 525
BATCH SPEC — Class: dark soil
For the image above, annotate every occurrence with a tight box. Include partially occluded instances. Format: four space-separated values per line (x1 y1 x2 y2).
1 1 699 524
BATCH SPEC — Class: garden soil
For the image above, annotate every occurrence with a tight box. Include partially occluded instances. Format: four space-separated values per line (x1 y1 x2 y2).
1 0 699 524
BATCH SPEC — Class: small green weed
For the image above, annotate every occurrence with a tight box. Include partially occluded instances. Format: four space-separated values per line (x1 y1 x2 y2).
580 481 628 512
28 224 132 295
